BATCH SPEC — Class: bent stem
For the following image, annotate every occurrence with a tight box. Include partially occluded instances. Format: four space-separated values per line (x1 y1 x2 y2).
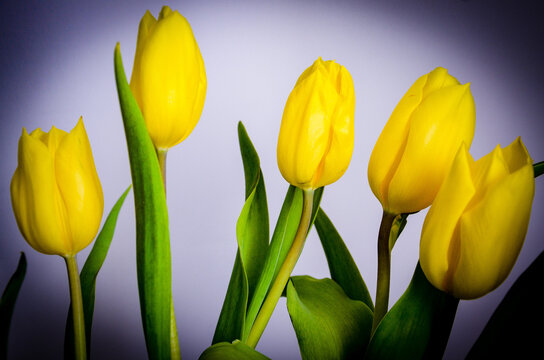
156 148 181 360
246 188 315 348
64 255 86 360
372 211 397 333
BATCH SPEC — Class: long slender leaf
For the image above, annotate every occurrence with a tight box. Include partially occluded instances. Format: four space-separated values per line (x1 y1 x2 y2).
467 250 544 359
213 122 269 344
534 161 543 178
114 43 172 360
200 340 271 360
64 186 131 358
365 262 458 359
80 186 131 343
236 122 269 302
242 186 323 340
314 209 373 311
0 252 27 360
212 253 248 344
286 276 373 360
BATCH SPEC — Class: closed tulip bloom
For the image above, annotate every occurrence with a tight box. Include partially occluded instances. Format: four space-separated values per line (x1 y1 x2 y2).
368 67 476 215
130 6 207 150
420 139 534 299
10 118 104 256
277 57 355 190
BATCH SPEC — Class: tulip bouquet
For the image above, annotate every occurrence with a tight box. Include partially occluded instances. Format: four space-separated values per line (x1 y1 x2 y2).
1 5 543 360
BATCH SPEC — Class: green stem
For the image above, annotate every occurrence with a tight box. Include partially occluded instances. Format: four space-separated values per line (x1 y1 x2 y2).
246 188 314 348
64 255 86 360
372 211 397 333
156 148 181 360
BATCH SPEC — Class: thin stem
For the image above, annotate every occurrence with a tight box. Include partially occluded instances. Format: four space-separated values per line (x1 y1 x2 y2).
64 255 86 360
246 188 314 348
155 147 181 360
372 211 397 333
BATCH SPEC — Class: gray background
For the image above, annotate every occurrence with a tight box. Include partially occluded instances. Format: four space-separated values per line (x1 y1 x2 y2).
1 0 543 358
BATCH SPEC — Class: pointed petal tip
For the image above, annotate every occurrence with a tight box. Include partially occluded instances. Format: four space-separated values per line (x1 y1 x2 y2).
159 5 174 19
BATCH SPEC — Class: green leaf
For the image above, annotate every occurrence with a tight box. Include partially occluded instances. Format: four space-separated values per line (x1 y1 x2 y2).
199 340 271 360
467 250 544 359
212 253 248 344
64 186 131 358
0 252 27 360
80 186 130 344
213 122 269 344
534 161 544 178
389 213 408 252
286 276 373 360
365 262 459 360
242 186 323 341
235 122 269 302
314 208 373 311
114 43 172 360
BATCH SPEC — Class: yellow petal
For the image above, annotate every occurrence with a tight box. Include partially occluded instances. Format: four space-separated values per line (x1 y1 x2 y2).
367 73 428 209
134 9 206 149
464 145 509 212
277 58 355 189
130 10 157 106
278 69 335 188
420 144 475 292
453 161 534 299
368 67 470 213
387 82 475 214
420 67 460 98
10 129 70 255
313 66 355 188
55 118 104 254
502 136 533 172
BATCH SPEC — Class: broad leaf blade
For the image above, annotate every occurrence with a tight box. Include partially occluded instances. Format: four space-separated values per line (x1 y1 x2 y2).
0 252 26 360
243 187 323 340
213 122 269 344
114 43 172 360
365 263 458 360
65 186 131 358
286 276 373 360
200 340 271 360
314 209 373 311
467 250 544 359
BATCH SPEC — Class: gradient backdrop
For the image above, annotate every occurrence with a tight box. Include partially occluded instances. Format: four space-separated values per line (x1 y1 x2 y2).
1 0 543 359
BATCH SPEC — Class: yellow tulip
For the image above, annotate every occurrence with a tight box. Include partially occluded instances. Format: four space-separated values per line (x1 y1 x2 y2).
130 6 207 150
10 118 104 256
420 138 534 299
368 67 475 215
277 57 355 190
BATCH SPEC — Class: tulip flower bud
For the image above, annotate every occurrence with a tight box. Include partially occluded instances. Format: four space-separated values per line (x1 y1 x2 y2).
10 118 104 256
130 6 207 150
420 139 534 299
277 57 355 190
368 67 476 214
